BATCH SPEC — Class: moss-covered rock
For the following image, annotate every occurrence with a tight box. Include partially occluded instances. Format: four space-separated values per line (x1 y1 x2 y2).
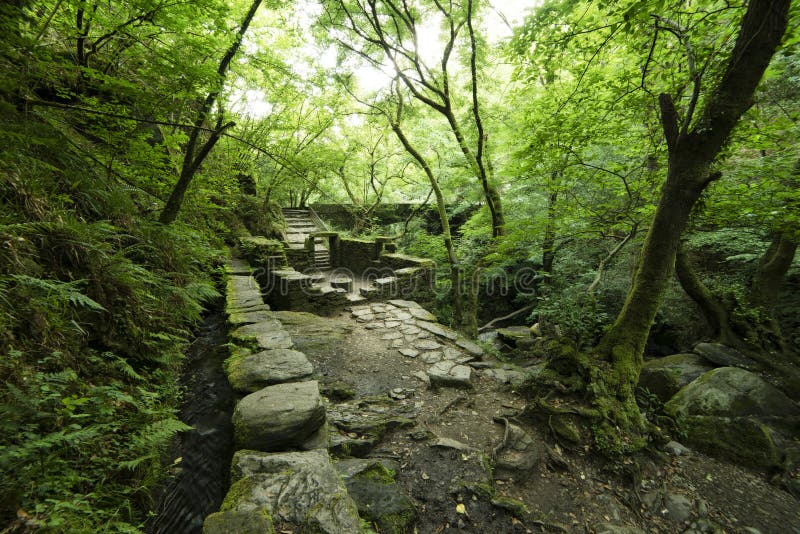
223 449 361 534
203 508 275 534
665 367 800 418
335 459 417 534
496 326 533 349
238 236 288 271
638 353 714 402
681 415 780 467
230 320 294 351
232 381 325 451
225 348 313 393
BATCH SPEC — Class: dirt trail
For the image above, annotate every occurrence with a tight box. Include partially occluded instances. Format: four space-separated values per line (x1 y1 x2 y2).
279 300 800 534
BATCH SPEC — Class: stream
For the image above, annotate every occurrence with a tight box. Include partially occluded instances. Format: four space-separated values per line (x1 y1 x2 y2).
147 309 234 534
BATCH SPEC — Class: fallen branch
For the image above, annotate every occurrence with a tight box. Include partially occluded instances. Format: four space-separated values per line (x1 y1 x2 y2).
478 304 535 332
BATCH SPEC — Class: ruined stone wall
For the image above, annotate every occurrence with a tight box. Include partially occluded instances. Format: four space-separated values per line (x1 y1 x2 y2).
337 238 381 274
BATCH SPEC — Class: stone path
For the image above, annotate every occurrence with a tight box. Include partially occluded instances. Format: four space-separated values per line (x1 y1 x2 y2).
209 257 540 533
350 299 484 390
208 259 362 533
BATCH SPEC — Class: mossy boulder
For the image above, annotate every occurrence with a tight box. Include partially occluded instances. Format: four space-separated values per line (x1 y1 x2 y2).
232 381 326 451
225 348 313 393
203 509 275 534
496 326 533 349
692 342 758 370
223 449 361 534
665 367 800 418
335 459 417 534
227 306 273 327
664 367 800 468
680 415 781 467
230 320 294 351
638 353 714 402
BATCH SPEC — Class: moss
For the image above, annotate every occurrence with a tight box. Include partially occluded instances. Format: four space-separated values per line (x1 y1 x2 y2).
220 478 258 512
203 509 275 534
490 496 528 517
223 344 250 375
356 463 396 484
681 415 780 467
549 415 581 443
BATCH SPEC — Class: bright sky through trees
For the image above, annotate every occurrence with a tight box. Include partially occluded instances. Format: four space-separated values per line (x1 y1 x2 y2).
232 0 538 116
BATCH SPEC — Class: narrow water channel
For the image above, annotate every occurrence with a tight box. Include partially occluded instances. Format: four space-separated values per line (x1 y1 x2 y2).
147 309 234 534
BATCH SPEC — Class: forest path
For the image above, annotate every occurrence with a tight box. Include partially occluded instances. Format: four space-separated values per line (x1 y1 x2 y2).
283 301 800 534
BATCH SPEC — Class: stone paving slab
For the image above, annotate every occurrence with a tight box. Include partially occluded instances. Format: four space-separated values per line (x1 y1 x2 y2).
232 380 325 451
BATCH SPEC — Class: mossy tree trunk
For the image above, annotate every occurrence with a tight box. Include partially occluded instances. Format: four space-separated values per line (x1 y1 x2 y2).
590 0 790 435
675 242 739 346
748 233 798 311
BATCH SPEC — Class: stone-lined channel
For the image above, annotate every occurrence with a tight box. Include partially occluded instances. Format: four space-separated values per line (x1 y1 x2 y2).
147 309 235 534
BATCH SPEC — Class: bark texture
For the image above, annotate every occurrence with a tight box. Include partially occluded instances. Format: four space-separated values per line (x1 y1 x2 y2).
591 0 790 433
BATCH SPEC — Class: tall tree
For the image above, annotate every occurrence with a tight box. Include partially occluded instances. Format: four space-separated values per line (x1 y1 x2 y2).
320 0 506 237
159 0 262 224
590 0 791 435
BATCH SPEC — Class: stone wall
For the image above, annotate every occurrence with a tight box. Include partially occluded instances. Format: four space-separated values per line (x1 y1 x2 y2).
285 248 313 272
310 202 481 234
337 237 382 273
237 236 288 272
211 258 362 533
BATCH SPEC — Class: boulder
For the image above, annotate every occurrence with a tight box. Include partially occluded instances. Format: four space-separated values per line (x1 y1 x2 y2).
221 449 361 534
230 320 293 351
493 422 544 480
496 326 532 348
638 353 714 402
427 361 472 389
679 415 780 467
233 381 325 451
335 459 417 534
203 509 275 534
663 367 800 467
225 348 313 393
693 342 759 370
665 367 800 419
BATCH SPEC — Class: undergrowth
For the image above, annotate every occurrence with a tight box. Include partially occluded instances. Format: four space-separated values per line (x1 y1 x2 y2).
0 107 224 531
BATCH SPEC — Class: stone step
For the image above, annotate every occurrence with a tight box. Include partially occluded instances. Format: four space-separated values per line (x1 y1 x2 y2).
204 449 360 534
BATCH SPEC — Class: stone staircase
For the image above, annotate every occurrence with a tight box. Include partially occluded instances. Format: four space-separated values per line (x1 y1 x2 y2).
282 208 330 269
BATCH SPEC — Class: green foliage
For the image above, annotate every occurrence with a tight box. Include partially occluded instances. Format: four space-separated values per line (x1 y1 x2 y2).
0 98 223 530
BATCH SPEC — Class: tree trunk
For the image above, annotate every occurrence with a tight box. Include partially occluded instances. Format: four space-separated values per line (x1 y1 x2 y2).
748 233 798 310
388 99 476 335
158 0 261 224
542 189 558 276
591 0 790 434
675 242 739 346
